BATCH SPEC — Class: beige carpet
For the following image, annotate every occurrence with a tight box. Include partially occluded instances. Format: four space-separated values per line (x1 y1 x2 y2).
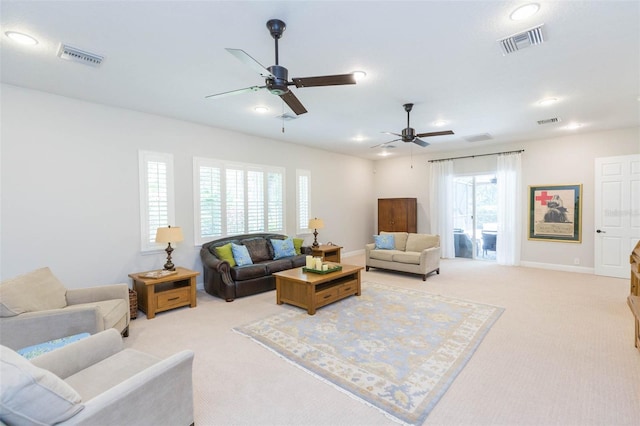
124 255 640 425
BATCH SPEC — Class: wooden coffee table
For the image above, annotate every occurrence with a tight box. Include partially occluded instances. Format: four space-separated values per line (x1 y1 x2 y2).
273 264 363 315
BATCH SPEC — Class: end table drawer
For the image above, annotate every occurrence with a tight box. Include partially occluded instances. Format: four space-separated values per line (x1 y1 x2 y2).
157 287 190 309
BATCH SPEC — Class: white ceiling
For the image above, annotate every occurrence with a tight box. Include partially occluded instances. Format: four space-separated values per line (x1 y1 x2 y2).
2 1 639 160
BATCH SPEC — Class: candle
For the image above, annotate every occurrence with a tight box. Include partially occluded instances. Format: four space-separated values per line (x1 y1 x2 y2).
306 255 313 269
315 258 322 270
322 264 328 271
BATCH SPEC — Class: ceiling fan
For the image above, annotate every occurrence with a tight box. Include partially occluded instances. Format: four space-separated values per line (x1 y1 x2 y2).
205 19 357 115
371 103 455 148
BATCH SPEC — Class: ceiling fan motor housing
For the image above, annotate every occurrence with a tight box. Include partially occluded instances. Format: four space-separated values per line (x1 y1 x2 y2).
402 127 416 141
266 65 289 95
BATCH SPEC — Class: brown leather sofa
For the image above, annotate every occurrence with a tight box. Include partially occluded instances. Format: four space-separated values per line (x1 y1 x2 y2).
200 233 310 301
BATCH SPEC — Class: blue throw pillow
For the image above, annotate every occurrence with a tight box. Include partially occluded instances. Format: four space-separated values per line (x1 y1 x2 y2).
373 234 395 250
271 238 297 259
231 243 253 266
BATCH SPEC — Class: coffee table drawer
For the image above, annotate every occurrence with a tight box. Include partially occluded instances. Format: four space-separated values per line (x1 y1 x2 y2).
157 287 190 310
338 279 358 296
316 286 340 307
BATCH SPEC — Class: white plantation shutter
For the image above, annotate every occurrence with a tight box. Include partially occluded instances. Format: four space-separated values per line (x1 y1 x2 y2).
226 168 245 235
194 158 284 244
197 164 222 239
297 169 311 234
139 151 175 251
267 172 283 231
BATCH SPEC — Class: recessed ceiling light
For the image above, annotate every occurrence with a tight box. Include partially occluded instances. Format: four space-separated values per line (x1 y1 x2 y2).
352 71 367 81
510 3 540 21
352 135 367 142
565 122 583 130
433 120 448 127
538 97 558 106
5 31 38 46
378 150 392 157
254 105 269 113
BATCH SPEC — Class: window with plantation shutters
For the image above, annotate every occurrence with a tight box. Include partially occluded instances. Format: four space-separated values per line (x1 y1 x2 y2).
139 151 175 252
194 158 285 245
296 169 311 234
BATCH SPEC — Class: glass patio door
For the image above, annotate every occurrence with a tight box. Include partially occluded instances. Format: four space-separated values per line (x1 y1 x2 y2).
453 174 497 260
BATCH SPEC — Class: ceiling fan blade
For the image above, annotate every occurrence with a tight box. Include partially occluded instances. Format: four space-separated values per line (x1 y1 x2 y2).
205 86 265 99
382 131 402 137
413 138 430 147
415 130 455 138
292 74 356 88
279 91 308 115
370 139 401 148
225 48 274 78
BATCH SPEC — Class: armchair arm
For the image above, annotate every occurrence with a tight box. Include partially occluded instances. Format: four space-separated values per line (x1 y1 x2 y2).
66 283 129 305
0 308 101 350
62 350 195 426
31 329 123 378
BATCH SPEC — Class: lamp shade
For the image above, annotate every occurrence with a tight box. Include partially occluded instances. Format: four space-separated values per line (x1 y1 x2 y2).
308 218 324 229
155 226 184 243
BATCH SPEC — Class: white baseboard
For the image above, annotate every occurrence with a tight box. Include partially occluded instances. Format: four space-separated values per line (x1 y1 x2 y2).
519 260 594 275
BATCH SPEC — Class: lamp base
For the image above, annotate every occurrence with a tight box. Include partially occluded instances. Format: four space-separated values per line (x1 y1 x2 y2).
163 243 176 271
312 229 320 248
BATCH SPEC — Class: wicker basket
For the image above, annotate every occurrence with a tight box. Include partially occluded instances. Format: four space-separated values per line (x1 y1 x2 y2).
129 289 138 320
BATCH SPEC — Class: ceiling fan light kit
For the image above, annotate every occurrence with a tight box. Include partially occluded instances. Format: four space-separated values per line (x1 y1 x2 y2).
206 18 357 116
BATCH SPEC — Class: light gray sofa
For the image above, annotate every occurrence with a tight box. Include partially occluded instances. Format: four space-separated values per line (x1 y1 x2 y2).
0 329 195 426
0 267 130 351
365 231 441 281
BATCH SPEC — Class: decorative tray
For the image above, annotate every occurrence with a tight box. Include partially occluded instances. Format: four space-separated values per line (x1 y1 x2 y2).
303 265 342 274
141 270 178 279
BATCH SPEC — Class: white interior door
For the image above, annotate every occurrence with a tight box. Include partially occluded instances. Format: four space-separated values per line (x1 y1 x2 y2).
594 154 640 277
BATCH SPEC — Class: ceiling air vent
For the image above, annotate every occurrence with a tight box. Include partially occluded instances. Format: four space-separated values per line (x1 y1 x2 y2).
57 44 104 67
537 117 561 125
464 133 493 143
498 24 545 55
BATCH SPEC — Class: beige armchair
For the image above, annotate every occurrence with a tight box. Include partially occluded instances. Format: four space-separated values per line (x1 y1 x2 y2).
0 267 130 351
0 329 195 426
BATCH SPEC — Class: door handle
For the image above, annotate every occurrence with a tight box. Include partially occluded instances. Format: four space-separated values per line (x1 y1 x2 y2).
596 229 606 233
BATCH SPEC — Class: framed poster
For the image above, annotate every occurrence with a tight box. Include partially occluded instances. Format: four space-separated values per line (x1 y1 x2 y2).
528 184 582 242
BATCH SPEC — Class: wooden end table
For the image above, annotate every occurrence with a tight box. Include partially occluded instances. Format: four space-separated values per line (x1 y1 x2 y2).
310 244 342 262
128 267 199 319
273 263 362 315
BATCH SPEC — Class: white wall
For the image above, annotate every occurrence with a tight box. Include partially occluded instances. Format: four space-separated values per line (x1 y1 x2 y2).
0 85 374 287
373 127 640 271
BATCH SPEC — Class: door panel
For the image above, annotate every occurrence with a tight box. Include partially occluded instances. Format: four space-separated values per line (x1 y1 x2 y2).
595 154 640 277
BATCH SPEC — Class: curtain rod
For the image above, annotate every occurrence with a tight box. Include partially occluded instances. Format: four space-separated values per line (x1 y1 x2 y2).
427 149 524 163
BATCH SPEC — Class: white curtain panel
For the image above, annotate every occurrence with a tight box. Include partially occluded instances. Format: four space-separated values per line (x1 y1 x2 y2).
496 152 522 265
429 160 455 258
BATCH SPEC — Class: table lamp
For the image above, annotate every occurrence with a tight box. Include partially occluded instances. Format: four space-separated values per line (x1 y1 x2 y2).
308 218 324 248
155 225 184 270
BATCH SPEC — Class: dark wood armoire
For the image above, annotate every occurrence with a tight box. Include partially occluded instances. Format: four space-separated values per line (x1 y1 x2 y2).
377 198 417 233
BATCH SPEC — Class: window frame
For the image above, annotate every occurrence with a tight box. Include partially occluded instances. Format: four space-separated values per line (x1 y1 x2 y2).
296 169 312 235
194 157 286 245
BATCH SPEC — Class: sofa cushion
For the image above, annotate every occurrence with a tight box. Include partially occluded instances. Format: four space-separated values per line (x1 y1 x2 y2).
369 249 401 262
392 252 421 265
231 243 253 267
271 238 297 259
381 232 409 251
373 234 395 250
0 345 84 424
214 243 237 267
405 233 440 252
0 267 68 318
243 238 272 263
265 258 294 274
230 264 268 281
293 238 304 255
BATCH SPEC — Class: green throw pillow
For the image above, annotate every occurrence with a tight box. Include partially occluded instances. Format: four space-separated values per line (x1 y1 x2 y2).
293 238 304 255
214 243 236 267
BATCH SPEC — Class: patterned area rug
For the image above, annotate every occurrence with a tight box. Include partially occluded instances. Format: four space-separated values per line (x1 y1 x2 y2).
234 282 504 425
